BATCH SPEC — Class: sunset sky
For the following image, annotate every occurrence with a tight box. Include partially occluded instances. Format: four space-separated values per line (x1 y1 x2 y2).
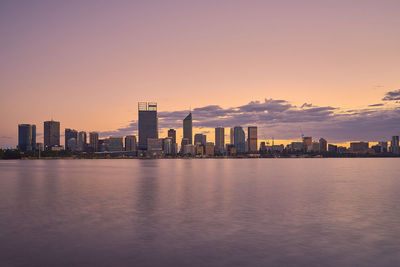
1 0 400 148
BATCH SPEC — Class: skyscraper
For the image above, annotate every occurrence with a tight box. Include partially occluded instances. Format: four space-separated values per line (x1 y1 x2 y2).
319 138 327 152
44 120 60 149
89 132 99 152
230 127 234 144
168 129 176 144
65 128 78 150
125 135 137 151
215 127 225 153
391 136 399 154
138 102 158 150
18 124 36 151
183 112 192 144
77 131 87 151
247 126 257 152
233 126 245 153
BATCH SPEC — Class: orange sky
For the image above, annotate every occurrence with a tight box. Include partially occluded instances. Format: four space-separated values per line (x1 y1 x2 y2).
1 1 400 147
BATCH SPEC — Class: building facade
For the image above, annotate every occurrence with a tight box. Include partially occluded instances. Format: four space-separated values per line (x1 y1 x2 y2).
125 135 137 151
65 129 78 150
89 132 99 152
183 113 192 144
18 124 36 151
215 127 225 153
44 120 60 149
233 126 246 153
138 102 158 150
247 126 258 152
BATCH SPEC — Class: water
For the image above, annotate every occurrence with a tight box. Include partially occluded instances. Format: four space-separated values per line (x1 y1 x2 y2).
0 159 399 267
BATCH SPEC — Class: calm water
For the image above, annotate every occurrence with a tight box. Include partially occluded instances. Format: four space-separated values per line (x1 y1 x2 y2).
0 159 400 267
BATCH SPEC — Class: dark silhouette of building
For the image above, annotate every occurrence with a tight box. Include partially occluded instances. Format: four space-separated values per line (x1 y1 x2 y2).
215 127 225 153
89 132 99 152
234 126 245 153
247 126 258 152
319 138 327 152
65 128 78 150
168 129 176 144
18 124 36 151
194 133 206 146
183 113 192 144
350 142 369 153
391 136 399 154
44 120 60 149
328 144 338 153
138 102 158 150
125 135 137 151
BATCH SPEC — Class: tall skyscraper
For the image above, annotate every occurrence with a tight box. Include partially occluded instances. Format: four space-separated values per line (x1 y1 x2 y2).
138 102 158 150
183 113 192 144
168 129 176 144
391 136 399 154
18 124 36 151
125 135 137 151
319 138 327 152
78 131 87 151
233 126 245 153
215 127 225 153
303 136 312 152
89 132 99 152
65 128 78 150
44 120 60 149
230 127 234 144
247 126 258 152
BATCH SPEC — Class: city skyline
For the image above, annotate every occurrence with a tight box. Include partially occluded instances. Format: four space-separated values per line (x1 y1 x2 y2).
1 1 400 147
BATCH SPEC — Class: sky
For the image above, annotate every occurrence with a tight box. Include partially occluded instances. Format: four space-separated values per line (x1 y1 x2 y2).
1 0 400 148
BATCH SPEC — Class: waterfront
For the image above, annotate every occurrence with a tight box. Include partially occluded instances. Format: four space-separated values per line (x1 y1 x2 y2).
1 159 400 266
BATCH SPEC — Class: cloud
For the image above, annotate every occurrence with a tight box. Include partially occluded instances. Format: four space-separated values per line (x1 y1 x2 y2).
368 103 384 107
0 136 12 139
383 89 400 101
101 94 400 142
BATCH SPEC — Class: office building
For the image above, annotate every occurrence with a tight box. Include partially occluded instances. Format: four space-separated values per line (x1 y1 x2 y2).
311 142 320 152
44 120 60 149
328 144 338 153
168 129 176 144
319 138 327 152
18 124 36 151
183 112 192 144
291 142 303 152
230 127 234 144
89 132 99 152
65 129 78 150
350 142 369 153
162 137 173 155
379 141 388 153
247 126 257 152
138 102 158 150
195 144 204 156
259 142 266 153
194 133 206 146
125 135 137 151
67 138 77 151
107 137 124 152
147 138 163 156
77 131 87 151
205 142 215 156
390 136 399 154
233 126 246 153
215 127 225 153
183 144 195 156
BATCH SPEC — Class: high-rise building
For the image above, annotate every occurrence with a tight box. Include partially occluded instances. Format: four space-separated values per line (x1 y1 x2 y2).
44 120 60 149
162 137 173 155
125 135 137 151
328 144 338 153
180 137 190 153
138 102 158 150
215 127 225 153
379 141 388 153
247 126 257 152
390 136 399 154
230 127 234 144
89 132 99 152
319 138 327 152
18 124 36 151
194 134 206 146
233 126 245 153
65 129 78 150
183 113 192 144
168 129 176 144
77 131 87 151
